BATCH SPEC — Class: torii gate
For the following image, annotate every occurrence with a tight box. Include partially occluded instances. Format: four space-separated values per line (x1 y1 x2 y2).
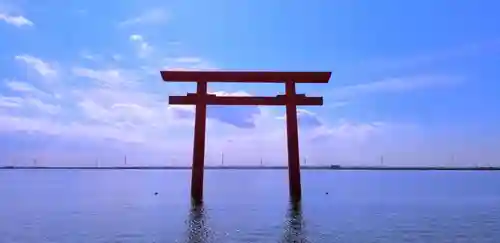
161 71 331 204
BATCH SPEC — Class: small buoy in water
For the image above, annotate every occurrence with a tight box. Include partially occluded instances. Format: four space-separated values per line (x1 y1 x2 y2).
154 192 159 195
325 192 329 195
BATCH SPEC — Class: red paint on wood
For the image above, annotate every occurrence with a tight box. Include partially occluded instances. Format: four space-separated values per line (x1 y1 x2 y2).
191 81 207 204
161 71 331 83
285 81 302 201
169 95 323 106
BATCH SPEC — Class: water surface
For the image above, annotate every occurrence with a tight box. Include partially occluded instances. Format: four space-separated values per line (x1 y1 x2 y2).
1 170 499 242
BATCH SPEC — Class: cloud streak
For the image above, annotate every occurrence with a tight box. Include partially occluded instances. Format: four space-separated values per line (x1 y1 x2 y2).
0 96 60 114
119 8 168 27
15 55 57 79
4 80 54 98
163 56 217 71
331 75 463 99
72 67 138 88
365 38 500 71
0 13 33 27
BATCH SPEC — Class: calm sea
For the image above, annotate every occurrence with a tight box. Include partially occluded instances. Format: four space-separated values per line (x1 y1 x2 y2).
1 169 499 242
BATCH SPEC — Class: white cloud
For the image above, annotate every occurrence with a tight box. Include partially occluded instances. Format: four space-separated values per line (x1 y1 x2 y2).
129 34 143 41
209 91 251 97
77 98 167 127
119 8 168 27
0 96 22 108
311 121 385 142
0 115 145 143
24 98 60 114
15 55 57 78
4 80 53 98
129 34 152 58
0 85 194 149
168 105 194 119
0 79 192 147
68 85 197 137
297 109 322 128
168 57 203 64
79 51 98 61
72 67 138 88
163 56 217 71
168 90 262 128
75 88 160 107
0 13 33 27
276 108 323 128
5 80 35 92
325 101 349 109
0 95 60 114
77 99 111 121
112 54 123 61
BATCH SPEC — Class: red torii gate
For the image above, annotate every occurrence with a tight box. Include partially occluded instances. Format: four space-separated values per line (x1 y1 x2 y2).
161 71 331 204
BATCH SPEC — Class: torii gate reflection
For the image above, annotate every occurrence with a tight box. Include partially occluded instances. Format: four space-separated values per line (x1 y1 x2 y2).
161 71 331 204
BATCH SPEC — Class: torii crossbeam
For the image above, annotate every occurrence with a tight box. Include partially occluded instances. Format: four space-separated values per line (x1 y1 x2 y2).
161 71 331 204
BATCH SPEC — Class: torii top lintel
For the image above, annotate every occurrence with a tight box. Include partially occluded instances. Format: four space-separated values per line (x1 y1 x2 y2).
160 71 331 83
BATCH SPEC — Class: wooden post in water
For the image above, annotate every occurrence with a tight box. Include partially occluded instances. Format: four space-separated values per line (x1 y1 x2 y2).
285 80 302 201
191 81 207 203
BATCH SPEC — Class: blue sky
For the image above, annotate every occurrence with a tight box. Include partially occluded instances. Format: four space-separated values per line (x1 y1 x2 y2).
1 0 499 166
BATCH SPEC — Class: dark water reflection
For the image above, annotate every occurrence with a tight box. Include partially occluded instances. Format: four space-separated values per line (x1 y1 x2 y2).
281 202 308 243
185 204 212 243
186 202 308 243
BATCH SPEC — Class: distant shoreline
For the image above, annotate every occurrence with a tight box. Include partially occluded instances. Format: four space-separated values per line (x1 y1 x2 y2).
1 166 499 171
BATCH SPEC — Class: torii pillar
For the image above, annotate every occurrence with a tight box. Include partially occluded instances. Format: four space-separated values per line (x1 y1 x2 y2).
284 80 301 202
161 71 331 205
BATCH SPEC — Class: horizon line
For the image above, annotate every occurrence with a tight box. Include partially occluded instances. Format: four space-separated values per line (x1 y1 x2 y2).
1 165 499 171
